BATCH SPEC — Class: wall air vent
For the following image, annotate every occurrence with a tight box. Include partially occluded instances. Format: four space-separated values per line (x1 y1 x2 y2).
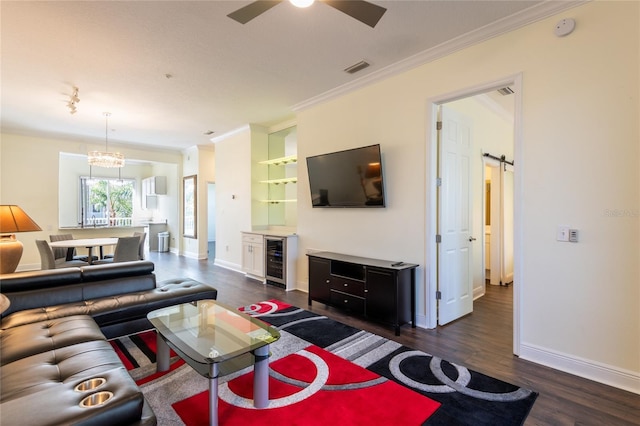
344 60 370 74
497 87 514 96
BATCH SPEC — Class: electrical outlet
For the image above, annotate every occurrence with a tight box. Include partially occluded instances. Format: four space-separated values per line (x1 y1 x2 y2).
556 226 570 242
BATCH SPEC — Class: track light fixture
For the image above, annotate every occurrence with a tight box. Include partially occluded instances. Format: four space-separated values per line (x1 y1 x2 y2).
68 86 80 114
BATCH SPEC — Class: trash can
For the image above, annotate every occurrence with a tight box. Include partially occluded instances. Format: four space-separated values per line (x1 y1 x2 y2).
158 232 170 252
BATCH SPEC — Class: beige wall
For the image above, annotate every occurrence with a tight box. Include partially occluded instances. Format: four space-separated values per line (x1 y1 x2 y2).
180 145 216 259
294 1 639 391
212 127 254 271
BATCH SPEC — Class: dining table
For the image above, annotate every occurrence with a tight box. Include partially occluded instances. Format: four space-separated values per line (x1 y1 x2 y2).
49 237 119 264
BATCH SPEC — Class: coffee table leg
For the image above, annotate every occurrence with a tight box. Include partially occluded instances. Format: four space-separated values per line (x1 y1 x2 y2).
253 344 270 408
156 333 170 372
209 364 219 426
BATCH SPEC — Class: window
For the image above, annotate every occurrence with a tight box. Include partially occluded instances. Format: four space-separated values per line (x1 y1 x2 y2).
80 177 135 227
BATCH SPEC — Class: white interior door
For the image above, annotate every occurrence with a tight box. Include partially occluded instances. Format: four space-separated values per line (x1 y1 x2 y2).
438 105 474 325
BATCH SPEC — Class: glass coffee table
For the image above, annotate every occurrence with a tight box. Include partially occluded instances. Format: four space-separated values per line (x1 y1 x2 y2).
147 300 280 426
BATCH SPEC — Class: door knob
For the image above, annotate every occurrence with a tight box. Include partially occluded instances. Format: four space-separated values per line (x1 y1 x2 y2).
469 237 477 242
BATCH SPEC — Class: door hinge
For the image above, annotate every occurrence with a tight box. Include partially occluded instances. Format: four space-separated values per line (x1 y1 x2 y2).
436 290 442 300
437 121 443 130
436 177 442 187
435 234 442 243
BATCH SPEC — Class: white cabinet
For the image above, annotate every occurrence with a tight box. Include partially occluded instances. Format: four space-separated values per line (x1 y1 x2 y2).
143 176 167 195
142 176 167 209
242 232 264 280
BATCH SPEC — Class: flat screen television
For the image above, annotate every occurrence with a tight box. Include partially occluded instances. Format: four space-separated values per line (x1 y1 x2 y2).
306 144 386 208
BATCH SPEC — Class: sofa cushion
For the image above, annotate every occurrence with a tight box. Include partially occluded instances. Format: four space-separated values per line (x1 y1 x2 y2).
0 365 144 426
0 261 157 318
1 340 126 401
81 274 157 300
0 280 218 338
0 315 105 364
97 279 219 339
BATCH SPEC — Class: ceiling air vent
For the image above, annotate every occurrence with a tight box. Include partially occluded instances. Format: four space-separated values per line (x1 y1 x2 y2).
497 87 514 96
344 60 370 74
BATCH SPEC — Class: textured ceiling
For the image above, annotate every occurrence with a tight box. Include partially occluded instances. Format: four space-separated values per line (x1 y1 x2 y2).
1 1 577 151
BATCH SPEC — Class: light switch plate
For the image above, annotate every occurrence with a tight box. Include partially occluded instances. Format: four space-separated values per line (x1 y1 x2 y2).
556 226 570 242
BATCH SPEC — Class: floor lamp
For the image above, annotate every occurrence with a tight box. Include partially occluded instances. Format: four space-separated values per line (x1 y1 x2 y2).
0 205 42 274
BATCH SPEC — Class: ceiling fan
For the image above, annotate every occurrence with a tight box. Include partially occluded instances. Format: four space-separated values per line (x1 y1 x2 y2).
227 0 387 28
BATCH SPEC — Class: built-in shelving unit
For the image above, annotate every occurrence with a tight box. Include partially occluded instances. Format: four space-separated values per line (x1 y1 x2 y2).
258 155 297 166
260 154 297 206
259 177 298 185
260 199 297 204
251 125 297 227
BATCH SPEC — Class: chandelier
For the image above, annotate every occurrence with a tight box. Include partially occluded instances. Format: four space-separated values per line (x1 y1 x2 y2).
88 112 125 168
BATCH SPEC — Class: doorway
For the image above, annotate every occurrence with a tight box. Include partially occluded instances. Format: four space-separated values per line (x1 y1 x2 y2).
428 74 521 354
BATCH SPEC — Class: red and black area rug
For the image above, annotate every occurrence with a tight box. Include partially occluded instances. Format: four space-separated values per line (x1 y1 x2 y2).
111 300 537 425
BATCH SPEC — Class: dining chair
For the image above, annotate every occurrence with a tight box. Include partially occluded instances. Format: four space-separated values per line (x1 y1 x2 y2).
93 236 141 264
49 234 97 262
35 240 89 270
103 232 147 260
134 231 147 260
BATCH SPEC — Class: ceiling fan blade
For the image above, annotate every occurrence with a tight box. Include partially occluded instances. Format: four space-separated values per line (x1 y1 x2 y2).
322 0 387 28
227 1 282 24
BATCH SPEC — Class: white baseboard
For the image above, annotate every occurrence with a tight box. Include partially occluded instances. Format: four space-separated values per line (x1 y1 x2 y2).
473 286 485 300
416 313 429 330
213 259 242 273
520 342 640 394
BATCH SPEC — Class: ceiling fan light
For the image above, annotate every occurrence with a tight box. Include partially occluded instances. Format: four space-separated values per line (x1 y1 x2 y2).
289 0 314 8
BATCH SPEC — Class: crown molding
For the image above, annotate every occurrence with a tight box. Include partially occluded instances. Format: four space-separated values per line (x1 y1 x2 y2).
292 0 585 112
210 124 251 144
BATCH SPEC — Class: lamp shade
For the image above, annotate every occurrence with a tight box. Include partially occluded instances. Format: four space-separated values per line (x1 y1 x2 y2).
0 205 41 274
0 205 42 234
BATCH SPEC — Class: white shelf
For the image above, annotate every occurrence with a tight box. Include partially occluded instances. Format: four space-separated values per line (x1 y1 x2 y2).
260 199 297 204
258 155 297 166
260 177 297 185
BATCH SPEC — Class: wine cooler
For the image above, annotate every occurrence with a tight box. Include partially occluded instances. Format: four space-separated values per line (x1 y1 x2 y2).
265 236 286 288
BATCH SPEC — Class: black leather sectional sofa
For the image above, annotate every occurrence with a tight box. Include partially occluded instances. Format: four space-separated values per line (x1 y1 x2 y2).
0 261 217 425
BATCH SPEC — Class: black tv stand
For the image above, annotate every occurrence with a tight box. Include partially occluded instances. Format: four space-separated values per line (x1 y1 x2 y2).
307 251 418 335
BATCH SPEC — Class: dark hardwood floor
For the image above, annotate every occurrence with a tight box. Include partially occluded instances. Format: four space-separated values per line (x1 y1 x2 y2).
148 251 640 426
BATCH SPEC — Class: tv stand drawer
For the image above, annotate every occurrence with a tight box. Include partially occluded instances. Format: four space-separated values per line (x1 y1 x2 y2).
330 277 364 297
330 290 365 315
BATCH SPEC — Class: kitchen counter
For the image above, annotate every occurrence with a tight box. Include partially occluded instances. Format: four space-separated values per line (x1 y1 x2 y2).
244 229 297 237
59 226 145 230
